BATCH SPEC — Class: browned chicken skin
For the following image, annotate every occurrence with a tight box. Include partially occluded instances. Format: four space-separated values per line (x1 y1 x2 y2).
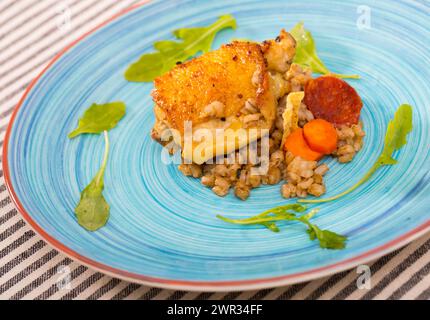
152 41 275 135
151 30 297 163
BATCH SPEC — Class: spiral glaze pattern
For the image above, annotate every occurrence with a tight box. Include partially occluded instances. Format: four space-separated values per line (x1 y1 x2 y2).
5 0 430 289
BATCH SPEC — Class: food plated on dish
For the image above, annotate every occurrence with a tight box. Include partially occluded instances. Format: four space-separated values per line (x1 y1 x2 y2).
65 17 412 250
5 0 428 290
150 29 366 201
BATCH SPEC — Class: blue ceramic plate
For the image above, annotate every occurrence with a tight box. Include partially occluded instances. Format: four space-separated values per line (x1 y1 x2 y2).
4 0 430 291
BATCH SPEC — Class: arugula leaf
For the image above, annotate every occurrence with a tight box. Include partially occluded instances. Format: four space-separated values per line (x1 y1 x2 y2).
307 227 347 250
300 104 413 204
75 131 110 231
70 102 126 231
261 222 280 233
125 14 237 82
68 102 126 138
217 207 347 250
290 22 360 79
379 104 413 165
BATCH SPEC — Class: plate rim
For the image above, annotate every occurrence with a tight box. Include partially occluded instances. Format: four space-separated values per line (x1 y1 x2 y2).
3 0 430 292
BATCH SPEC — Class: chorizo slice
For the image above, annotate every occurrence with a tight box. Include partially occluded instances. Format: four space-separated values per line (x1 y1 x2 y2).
304 76 363 126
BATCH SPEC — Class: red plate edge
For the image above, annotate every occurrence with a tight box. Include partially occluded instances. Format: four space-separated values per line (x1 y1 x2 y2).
2 0 430 292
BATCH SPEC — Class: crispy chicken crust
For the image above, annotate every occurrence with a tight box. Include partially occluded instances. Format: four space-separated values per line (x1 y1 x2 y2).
261 29 296 73
152 41 276 134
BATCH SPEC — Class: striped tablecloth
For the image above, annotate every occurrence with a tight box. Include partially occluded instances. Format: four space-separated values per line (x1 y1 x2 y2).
0 0 429 300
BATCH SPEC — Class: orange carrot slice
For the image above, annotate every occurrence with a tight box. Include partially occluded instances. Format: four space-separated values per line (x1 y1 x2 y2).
284 128 324 161
303 119 338 154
